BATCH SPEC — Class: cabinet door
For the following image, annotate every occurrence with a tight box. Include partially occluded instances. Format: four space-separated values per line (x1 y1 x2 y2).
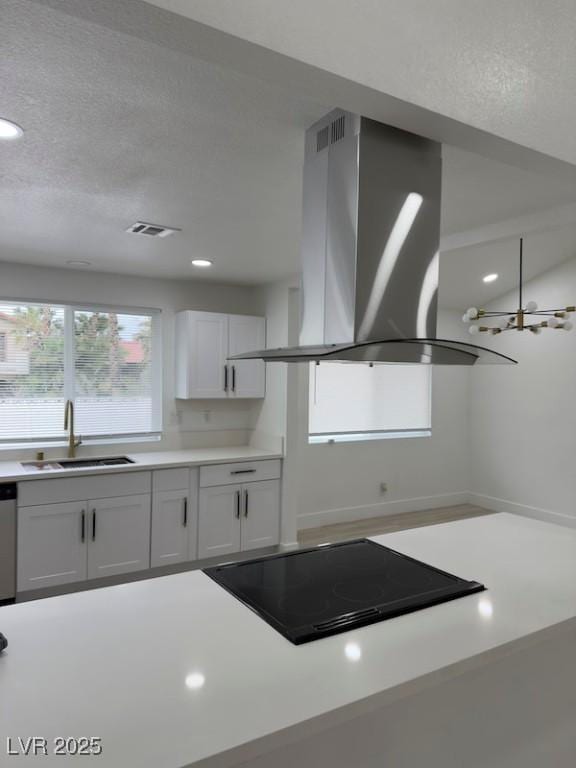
151 490 189 568
176 311 228 398
241 480 280 552
228 315 266 398
187 468 199 561
87 495 151 580
198 485 241 560
17 502 87 592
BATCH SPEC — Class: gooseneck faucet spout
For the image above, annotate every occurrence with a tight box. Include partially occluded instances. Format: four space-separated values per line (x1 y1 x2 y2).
63 400 81 458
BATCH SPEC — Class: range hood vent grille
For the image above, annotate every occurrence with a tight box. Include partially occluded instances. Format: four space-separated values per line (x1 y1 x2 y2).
316 125 329 152
316 115 346 152
330 114 345 144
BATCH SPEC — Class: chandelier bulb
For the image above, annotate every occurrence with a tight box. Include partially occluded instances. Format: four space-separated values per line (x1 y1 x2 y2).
563 320 573 331
462 313 471 323
525 300 538 312
468 325 480 335
547 316 559 328
466 307 478 320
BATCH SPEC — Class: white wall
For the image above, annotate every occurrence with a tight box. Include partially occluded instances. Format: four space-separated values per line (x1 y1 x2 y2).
468 257 576 527
251 259 576 535
295 311 471 528
249 280 291 451
0 260 264 458
252 280 472 532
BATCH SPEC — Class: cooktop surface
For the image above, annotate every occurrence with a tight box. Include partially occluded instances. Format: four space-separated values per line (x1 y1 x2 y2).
204 539 485 644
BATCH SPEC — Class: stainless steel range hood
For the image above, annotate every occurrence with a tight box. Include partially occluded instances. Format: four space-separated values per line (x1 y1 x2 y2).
232 110 515 366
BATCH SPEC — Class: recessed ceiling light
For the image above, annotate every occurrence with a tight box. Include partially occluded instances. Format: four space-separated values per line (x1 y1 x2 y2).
482 273 499 283
66 260 92 267
0 117 24 140
191 259 213 268
185 672 205 690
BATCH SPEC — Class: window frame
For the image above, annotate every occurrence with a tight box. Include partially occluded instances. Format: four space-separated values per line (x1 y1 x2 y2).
307 362 432 445
0 297 162 449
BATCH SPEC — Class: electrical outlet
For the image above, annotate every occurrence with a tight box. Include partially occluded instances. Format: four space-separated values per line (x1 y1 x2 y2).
380 482 388 495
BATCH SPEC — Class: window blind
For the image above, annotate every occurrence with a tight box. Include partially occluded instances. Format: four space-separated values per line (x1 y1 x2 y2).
74 310 155 438
309 362 431 438
0 301 160 445
0 303 66 442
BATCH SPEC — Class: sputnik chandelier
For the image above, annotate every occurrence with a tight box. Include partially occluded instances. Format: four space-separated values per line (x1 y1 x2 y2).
462 238 574 336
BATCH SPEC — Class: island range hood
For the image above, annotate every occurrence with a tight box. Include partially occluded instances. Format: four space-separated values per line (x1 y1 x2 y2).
231 110 516 366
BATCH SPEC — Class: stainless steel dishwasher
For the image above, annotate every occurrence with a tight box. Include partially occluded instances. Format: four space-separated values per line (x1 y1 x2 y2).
0 483 17 604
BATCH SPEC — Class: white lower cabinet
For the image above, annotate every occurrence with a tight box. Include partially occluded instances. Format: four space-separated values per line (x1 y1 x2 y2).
87 495 151 580
17 460 281 594
241 480 281 551
17 502 87 591
198 479 280 560
150 469 198 568
198 485 242 559
151 490 190 567
17 494 151 592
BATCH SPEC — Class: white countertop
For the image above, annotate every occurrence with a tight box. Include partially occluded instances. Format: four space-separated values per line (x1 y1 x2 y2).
0 447 282 483
1 513 576 767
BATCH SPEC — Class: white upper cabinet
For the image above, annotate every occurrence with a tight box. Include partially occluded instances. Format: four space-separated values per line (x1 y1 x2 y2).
176 311 229 399
175 311 265 399
228 314 266 398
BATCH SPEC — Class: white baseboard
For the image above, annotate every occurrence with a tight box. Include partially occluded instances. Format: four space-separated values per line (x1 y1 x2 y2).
297 492 470 530
468 493 576 530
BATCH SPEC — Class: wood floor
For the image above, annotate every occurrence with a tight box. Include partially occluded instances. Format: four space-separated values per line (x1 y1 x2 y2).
298 504 495 548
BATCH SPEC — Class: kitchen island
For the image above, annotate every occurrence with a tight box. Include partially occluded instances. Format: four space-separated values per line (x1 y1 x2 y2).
1 513 575 767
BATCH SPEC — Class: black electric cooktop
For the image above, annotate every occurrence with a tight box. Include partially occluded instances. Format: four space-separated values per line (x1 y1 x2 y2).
204 539 485 645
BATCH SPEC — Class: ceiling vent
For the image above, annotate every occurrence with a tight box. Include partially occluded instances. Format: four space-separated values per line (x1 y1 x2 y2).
126 222 180 238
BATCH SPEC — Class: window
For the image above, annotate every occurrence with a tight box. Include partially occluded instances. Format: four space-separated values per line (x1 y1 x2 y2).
308 362 431 443
0 301 161 446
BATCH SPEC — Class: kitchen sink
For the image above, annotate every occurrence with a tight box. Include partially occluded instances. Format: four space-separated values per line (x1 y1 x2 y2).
21 456 135 471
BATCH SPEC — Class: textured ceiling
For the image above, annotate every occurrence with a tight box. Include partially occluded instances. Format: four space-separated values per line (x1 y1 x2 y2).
1 0 328 283
143 0 576 166
440 223 576 310
1 0 576 287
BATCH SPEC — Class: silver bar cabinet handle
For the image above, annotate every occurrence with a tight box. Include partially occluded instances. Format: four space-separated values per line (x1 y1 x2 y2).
91 509 96 541
244 489 249 518
182 497 188 527
235 490 241 519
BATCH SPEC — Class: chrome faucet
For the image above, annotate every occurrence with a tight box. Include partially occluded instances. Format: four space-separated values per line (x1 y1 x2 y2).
63 400 81 458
